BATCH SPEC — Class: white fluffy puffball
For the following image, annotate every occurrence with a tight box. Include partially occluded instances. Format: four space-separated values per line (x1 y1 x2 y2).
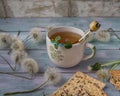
0 33 12 49
95 29 111 42
11 39 24 51
10 50 28 64
96 68 110 82
30 28 42 43
44 67 61 85
21 58 39 74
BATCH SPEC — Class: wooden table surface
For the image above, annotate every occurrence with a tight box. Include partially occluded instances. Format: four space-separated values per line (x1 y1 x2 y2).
0 17 120 96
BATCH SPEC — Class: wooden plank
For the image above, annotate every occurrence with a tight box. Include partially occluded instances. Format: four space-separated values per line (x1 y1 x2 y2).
4 0 69 17
1 0 120 17
1 49 120 73
0 72 120 96
0 18 120 31
0 0 6 18
70 0 120 17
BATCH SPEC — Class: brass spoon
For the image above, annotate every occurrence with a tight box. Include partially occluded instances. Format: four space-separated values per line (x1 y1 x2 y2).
78 20 101 42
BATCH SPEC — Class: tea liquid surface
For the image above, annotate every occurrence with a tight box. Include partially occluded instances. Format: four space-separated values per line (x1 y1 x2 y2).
50 32 81 44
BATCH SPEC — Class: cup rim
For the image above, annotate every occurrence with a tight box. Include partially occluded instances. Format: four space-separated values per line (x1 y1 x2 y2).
46 26 85 46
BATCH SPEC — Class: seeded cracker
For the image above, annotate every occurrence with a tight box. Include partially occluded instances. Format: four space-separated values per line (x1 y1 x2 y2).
110 70 120 90
52 71 107 96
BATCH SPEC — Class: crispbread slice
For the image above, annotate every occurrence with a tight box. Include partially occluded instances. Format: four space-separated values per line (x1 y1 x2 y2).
52 79 89 96
110 70 120 79
52 71 107 96
83 81 107 96
110 70 120 75
110 70 120 90
74 71 106 89
110 77 116 84
110 80 120 90
114 82 120 90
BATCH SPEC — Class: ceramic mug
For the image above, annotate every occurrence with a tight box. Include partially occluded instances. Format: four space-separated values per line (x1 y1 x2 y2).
46 26 96 68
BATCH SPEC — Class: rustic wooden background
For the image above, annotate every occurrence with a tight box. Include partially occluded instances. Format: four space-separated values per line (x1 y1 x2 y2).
0 0 120 18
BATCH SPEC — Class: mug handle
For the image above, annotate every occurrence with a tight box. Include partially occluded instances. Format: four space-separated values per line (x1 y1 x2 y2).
82 43 96 61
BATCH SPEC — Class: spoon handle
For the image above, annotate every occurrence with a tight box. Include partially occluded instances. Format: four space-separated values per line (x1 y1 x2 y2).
78 30 91 42
79 20 100 43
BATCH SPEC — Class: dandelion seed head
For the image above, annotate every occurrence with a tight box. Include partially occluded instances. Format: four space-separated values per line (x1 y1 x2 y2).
95 29 110 42
96 68 110 82
11 50 28 64
11 39 24 51
0 33 12 48
30 28 42 43
44 67 61 85
21 58 39 74
12 35 19 42
87 66 92 71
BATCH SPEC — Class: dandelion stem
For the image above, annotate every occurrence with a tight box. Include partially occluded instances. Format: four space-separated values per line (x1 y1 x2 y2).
0 71 33 80
90 60 120 71
110 63 120 70
0 55 15 71
101 60 120 67
4 79 49 95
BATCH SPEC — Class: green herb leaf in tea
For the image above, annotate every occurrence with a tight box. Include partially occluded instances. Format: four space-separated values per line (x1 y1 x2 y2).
64 42 72 49
51 36 73 49
51 39 56 44
51 36 61 49
54 43 59 49
55 36 61 42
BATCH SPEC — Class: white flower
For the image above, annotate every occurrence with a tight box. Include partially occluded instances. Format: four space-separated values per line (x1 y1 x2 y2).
10 50 28 64
21 58 39 74
96 68 110 82
30 28 42 43
95 29 110 42
0 33 12 48
44 67 61 85
11 39 24 51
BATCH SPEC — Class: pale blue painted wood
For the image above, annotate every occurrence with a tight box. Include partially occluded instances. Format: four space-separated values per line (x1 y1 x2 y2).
0 18 120 96
0 17 120 31
0 73 120 96
1 49 120 73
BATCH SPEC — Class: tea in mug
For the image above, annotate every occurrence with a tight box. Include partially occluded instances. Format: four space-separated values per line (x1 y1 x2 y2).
50 32 81 44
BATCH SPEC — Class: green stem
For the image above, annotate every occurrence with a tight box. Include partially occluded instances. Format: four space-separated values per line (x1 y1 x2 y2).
4 79 49 96
101 60 120 67
110 63 120 70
